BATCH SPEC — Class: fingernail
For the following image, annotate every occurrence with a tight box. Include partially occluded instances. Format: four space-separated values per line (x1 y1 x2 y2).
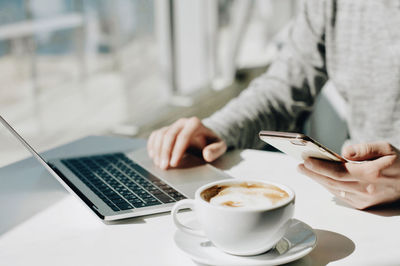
170 156 177 167
161 159 168 169
203 149 212 162
304 159 312 169
203 150 210 161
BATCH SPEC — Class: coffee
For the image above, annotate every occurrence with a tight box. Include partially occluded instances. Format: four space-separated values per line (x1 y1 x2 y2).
201 182 289 208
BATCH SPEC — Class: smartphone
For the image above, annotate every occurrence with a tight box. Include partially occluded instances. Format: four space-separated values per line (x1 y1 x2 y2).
259 130 346 162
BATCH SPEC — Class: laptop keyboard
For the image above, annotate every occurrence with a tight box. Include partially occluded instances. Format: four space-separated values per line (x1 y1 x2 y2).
61 153 186 212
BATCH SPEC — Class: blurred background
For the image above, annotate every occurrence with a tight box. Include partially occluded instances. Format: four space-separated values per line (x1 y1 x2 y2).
0 0 347 167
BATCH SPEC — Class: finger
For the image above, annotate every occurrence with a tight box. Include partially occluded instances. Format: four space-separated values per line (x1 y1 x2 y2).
298 165 379 209
190 126 219 150
298 164 363 195
303 158 357 181
345 154 397 181
203 141 227 162
153 127 168 166
342 142 396 161
170 117 202 167
147 131 156 158
159 121 185 169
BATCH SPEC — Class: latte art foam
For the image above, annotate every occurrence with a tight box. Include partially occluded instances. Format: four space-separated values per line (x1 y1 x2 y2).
201 182 289 208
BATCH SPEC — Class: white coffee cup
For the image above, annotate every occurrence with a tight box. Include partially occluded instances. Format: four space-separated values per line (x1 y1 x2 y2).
171 179 295 256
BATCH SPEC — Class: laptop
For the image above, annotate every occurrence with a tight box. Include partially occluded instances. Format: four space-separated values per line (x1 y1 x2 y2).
0 115 231 221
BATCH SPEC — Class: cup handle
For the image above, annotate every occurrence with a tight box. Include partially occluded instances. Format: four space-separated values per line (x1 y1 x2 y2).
171 199 204 237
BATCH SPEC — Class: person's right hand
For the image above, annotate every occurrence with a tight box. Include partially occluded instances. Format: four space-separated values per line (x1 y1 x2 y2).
147 117 227 170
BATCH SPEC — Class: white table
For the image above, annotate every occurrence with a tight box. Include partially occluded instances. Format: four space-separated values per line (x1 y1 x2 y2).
0 136 399 266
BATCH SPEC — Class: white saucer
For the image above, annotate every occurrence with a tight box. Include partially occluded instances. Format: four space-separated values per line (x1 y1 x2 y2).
174 219 316 266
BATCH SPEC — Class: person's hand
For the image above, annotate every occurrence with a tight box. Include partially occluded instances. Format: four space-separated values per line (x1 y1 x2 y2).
147 117 227 170
298 141 400 209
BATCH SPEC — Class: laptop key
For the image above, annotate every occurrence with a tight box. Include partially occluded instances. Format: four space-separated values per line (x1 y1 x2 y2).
133 202 148 208
154 193 175 203
110 205 120 211
128 198 143 205
117 203 133 210
144 197 161 204
169 192 186 200
144 201 161 206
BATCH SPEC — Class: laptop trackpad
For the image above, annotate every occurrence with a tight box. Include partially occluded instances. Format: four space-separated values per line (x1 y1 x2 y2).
127 148 231 198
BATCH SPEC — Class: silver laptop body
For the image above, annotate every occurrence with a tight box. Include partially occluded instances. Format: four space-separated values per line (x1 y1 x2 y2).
0 116 231 221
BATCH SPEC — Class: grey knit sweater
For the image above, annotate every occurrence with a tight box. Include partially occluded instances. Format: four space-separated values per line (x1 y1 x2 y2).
203 0 400 150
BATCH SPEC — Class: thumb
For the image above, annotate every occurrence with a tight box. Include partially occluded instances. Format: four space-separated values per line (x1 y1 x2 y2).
342 142 396 161
202 141 227 162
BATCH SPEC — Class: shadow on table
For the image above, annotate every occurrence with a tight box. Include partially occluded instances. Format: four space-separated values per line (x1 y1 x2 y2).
0 169 67 236
364 200 400 217
104 211 171 225
175 152 211 169
287 229 355 266
333 197 400 217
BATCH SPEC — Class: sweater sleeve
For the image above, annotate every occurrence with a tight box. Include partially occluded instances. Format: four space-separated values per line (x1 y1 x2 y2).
203 0 329 149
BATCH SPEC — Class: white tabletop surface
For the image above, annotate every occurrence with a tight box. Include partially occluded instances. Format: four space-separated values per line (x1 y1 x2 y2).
0 136 399 266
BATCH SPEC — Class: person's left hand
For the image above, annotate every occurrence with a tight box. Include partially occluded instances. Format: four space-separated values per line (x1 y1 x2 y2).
298 141 400 209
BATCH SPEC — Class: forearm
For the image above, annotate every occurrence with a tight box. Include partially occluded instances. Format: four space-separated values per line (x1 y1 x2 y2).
204 0 329 149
